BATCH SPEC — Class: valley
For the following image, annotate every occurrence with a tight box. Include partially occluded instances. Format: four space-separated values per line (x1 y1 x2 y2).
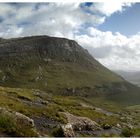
115 70 140 87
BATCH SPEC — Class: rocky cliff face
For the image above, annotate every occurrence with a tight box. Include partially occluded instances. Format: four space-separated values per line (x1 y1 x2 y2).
0 36 103 68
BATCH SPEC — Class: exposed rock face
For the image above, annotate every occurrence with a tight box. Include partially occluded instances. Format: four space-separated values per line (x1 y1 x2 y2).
64 112 101 131
54 112 102 137
0 107 39 137
60 123 75 137
102 123 112 130
0 36 98 67
0 107 34 125
14 112 35 128
52 112 101 137
58 112 102 137
0 35 123 78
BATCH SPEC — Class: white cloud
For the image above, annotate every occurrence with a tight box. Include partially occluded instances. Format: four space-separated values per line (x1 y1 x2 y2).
92 2 133 16
75 27 140 71
0 3 139 71
0 3 132 39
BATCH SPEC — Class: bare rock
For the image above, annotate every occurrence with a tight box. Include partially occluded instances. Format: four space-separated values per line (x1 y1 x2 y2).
62 112 101 131
102 123 112 130
14 112 35 128
60 123 75 137
41 100 49 105
0 107 39 137
116 123 121 129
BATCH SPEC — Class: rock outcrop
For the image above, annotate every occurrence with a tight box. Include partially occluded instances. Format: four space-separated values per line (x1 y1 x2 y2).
56 112 102 137
0 107 39 137
59 123 75 137
63 112 101 131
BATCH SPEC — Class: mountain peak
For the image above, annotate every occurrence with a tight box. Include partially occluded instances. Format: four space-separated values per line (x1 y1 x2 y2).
0 35 99 68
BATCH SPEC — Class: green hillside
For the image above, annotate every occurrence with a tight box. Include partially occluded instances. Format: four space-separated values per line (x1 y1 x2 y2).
0 36 130 92
0 36 139 137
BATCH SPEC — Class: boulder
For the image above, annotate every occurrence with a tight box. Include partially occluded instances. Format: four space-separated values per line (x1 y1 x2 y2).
0 107 39 137
116 123 121 128
14 112 35 128
52 124 75 137
53 112 101 137
60 123 75 137
62 112 101 131
102 123 112 130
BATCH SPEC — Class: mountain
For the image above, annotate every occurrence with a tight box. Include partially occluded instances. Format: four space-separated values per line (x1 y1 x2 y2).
0 36 140 137
0 36 139 104
115 70 140 87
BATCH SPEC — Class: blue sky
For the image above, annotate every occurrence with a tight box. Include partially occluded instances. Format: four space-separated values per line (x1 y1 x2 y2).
0 2 140 71
98 3 140 36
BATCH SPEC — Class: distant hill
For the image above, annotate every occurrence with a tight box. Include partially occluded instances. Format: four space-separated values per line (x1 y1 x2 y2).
115 70 140 87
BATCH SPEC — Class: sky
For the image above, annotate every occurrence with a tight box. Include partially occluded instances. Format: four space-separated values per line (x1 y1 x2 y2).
0 2 140 71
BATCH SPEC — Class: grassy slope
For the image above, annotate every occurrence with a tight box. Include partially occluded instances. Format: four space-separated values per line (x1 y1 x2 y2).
0 55 123 91
0 85 139 137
